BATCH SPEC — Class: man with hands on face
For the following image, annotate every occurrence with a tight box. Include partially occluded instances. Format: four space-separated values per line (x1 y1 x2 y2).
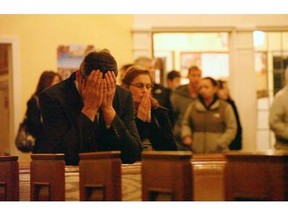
34 49 142 165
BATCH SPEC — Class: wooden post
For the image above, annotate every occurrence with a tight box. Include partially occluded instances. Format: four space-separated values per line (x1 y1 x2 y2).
192 153 226 201
30 154 65 201
79 151 121 201
225 150 288 201
0 156 19 201
141 151 193 201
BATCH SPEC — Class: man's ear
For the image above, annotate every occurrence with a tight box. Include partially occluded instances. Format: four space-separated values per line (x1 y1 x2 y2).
76 70 82 83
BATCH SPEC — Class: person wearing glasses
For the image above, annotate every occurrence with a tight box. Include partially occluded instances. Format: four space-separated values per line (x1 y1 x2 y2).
35 49 142 165
122 65 177 151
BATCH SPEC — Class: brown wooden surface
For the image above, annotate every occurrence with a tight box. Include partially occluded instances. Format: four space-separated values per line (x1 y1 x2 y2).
0 156 19 201
192 153 226 201
79 151 121 201
30 154 65 201
19 153 226 201
141 151 193 201
225 150 288 201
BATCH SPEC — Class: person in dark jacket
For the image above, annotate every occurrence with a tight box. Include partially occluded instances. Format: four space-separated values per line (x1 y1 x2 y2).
217 80 242 150
35 49 142 165
122 65 177 151
26 70 62 152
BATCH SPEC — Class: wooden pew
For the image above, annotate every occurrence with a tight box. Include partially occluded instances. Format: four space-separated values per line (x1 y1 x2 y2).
79 151 121 201
192 153 226 201
30 154 65 201
141 151 193 201
225 150 288 201
0 156 19 201
19 153 226 201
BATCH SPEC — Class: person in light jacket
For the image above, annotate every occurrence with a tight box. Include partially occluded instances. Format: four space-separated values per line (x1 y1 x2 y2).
181 77 237 153
269 68 288 150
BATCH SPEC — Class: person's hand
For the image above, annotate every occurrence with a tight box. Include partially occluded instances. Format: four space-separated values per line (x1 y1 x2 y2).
137 92 151 122
101 71 116 125
81 70 104 121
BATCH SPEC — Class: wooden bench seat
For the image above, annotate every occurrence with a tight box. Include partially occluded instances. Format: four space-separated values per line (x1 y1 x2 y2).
225 150 288 201
0 156 19 201
19 153 225 201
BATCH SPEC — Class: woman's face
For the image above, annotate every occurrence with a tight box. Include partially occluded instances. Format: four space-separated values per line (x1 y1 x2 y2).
128 74 153 105
199 79 217 100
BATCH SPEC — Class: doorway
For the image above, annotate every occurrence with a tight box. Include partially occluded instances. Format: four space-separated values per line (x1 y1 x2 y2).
0 37 21 157
0 43 11 155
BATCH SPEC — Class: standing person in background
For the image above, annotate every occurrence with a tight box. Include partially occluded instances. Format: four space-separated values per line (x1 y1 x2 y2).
122 65 177 151
166 70 181 126
35 49 142 165
119 63 133 86
167 70 181 92
170 66 202 150
217 80 242 150
181 77 237 153
269 68 288 150
26 71 62 152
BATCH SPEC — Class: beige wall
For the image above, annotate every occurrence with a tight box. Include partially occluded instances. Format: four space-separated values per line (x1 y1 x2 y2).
0 14 134 117
0 14 133 160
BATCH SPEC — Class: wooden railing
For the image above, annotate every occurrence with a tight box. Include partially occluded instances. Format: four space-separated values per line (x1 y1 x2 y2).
30 154 65 201
225 150 288 201
14 150 288 201
0 156 19 201
16 152 226 201
141 151 193 201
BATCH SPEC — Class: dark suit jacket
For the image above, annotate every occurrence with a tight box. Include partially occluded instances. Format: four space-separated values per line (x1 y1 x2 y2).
34 72 142 165
135 106 177 151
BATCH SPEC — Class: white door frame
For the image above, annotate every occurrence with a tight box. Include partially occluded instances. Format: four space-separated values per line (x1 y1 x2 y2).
0 36 21 155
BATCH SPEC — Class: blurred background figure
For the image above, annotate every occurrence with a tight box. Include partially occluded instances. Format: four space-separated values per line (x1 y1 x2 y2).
269 68 288 150
119 63 133 86
170 66 202 150
167 70 181 91
181 77 237 153
166 70 181 126
217 79 242 150
27 71 62 152
122 65 177 151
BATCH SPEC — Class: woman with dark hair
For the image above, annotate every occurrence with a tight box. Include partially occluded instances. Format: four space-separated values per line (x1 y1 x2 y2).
181 77 237 153
122 65 177 151
26 71 62 152
217 80 242 150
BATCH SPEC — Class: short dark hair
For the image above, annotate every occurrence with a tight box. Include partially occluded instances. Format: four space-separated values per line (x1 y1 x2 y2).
80 49 118 78
167 70 181 80
188 66 201 76
203 76 218 87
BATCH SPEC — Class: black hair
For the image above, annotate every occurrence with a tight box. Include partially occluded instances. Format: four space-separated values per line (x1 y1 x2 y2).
203 76 218 87
167 70 181 80
81 49 118 78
